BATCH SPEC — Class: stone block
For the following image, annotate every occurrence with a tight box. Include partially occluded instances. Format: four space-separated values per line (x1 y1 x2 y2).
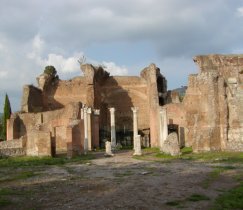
160 132 181 156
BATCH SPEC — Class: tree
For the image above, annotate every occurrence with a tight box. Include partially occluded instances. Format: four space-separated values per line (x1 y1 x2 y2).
44 66 57 76
2 94 12 140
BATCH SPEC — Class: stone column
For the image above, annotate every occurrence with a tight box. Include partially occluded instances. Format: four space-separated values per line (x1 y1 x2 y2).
87 107 92 151
131 107 139 150
133 135 142 156
109 108 116 149
93 109 100 148
83 107 88 154
159 107 168 148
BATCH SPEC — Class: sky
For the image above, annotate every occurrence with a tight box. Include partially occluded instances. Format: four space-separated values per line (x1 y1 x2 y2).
0 0 243 111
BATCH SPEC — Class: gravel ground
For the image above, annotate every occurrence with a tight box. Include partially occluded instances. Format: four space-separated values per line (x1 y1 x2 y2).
0 150 241 210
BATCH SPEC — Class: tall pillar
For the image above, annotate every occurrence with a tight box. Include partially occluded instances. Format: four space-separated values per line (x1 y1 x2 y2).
109 108 116 148
93 109 100 148
87 107 92 151
83 107 88 154
131 107 139 150
159 107 168 148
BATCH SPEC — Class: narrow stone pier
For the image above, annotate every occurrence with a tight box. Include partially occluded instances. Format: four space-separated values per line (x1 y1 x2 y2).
109 108 116 149
131 107 139 150
159 107 168 149
83 107 88 154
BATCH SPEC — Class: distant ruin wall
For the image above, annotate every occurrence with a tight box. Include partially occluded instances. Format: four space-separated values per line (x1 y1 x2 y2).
42 78 87 110
99 76 150 133
21 85 43 113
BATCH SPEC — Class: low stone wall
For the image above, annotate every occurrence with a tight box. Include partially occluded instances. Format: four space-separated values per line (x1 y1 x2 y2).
0 139 26 149
0 148 26 157
0 139 26 157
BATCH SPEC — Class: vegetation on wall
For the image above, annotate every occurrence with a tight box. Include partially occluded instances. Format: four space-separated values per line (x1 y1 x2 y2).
43 66 57 76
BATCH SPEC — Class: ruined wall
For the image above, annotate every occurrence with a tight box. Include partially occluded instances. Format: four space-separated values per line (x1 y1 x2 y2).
66 120 83 158
183 54 243 152
165 103 186 147
141 64 167 147
39 78 86 111
21 85 43 112
0 138 26 157
15 102 82 154
99 76 149 131
26 129 52 156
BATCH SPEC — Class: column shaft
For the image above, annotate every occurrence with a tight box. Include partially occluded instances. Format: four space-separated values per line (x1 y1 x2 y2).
109 108 116 148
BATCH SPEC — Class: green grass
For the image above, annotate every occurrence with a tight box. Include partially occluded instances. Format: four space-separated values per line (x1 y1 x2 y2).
201 165 237 189
0 188 17 196
181 147 193 154
0 188 20 207
212 182 243 210
187 194 210 202
0 171 37 183
165 193 210 207
139 147 243 164
0 154 95 168
165 200 181 206
180 151 243 163
0 197 12 207
142 147 160 153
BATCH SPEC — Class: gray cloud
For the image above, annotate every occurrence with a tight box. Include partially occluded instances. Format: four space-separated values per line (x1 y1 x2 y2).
0 0 243 111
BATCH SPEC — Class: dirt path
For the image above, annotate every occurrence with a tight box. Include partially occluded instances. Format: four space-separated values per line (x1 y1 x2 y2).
0 151 241 210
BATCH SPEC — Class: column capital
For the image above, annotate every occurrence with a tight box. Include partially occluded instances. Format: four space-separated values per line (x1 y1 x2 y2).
109 107 115 113
87 107 92 114
94 109 100 115
131 107 139 112
160 107 167 114
83 107 88 113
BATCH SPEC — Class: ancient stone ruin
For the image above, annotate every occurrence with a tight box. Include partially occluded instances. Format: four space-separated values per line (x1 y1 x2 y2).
0 54 243 157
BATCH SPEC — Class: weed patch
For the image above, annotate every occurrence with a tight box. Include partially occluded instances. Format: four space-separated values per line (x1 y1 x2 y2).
0 171 37 183
212 182 243 209
165 200 181 206
187 194 210 202
0 197 12 207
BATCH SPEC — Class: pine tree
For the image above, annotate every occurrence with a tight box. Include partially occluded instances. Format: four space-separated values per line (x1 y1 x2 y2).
2 94 12 140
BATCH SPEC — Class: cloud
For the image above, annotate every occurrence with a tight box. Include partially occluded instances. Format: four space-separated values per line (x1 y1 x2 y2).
102 62 128 75
237 7 243 16
41 53 82 73
0 0 243 111
0 71 7 79
27 34 128 77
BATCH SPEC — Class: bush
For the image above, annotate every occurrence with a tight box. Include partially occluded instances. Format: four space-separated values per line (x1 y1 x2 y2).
44 66 57 76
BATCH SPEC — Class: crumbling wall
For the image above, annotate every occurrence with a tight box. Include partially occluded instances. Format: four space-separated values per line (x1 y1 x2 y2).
42 78 87 110
66 120 83 158
16 102 82 155
26 127 52 156
183 54 243 152
0 138 26 157
141 64 167 147
99 76 149 131
21 85 43 112
165 103 186 147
